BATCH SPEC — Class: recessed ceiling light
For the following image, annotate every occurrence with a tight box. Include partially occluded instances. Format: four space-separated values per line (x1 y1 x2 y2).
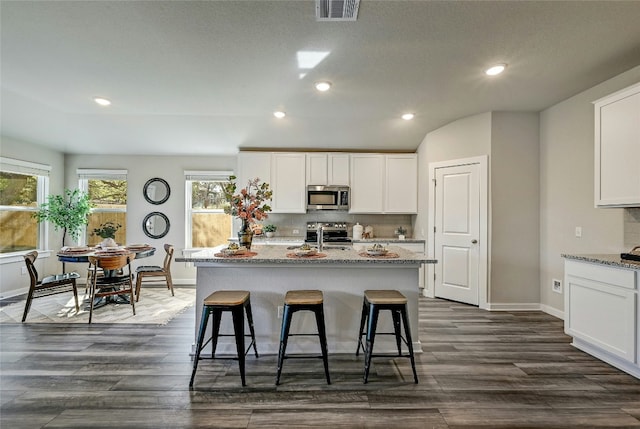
485 63 507 76
314 81 332 92
273 111 286 119
401 113 415 121
94 97 111 106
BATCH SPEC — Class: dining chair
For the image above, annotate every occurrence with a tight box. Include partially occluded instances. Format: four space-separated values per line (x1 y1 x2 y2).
87 253 135 323
134 243 174 302
22 251 80 322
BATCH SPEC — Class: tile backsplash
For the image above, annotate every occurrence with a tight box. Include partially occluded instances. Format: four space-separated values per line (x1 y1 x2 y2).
260 212 413 239
624 208 640 249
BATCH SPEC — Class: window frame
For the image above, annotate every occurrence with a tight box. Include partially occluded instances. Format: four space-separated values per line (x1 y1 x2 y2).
0 157 51 262
78 169 128 246
184 170 233 250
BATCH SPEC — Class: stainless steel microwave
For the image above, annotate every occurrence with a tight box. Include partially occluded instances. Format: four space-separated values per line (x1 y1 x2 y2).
306 185 349 211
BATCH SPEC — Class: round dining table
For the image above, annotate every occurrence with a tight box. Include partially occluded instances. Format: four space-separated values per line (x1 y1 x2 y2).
56 245 156 308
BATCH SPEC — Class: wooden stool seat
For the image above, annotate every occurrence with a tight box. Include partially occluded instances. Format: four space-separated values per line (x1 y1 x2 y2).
284 289 323 305
190 290 258 388
276 290 331 385
204 290 250 306
364 289 407 305
357 289 418 384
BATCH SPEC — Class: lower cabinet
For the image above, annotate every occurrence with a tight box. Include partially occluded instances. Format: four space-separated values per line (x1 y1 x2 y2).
564 259 639 378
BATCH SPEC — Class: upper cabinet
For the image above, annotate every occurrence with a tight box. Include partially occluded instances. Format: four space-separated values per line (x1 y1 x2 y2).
237 152 272 190
306 153 350 186
350 153 418 214
239 151 417 214
385 154 418 213
270 153 307 213
594 82 640 207
350 154 385 213
238 152 306 214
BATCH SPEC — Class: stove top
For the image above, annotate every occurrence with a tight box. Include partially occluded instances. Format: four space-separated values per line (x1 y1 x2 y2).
305 222 351 243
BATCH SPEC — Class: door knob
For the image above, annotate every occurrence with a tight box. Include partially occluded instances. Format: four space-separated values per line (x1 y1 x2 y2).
471 239 478 244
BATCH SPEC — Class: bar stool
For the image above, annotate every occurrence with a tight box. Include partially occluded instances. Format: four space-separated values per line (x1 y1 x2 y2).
356 289 418 383
189 290 258 388
276 290 331 385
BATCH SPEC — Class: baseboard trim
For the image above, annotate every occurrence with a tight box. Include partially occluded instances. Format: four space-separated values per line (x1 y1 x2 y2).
486 302 542 311
540 304 564 320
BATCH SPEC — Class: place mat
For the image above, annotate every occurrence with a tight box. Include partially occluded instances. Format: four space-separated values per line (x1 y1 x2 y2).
94 250 133 256
286 252 327 259
358 251 399 259
58 247 93 254
214 251 258 258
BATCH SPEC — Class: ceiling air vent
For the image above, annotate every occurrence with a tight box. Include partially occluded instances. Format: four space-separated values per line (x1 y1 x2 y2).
316 0 360 21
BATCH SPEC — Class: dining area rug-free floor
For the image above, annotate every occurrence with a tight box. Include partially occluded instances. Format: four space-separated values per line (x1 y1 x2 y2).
0 287 195 324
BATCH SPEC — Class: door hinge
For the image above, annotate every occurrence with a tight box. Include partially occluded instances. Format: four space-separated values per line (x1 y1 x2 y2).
433 226 436 233
432 178 436 186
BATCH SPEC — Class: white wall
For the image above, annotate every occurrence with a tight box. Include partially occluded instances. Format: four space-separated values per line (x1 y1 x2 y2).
0 137 67 298
539 65 640 314
490 112 540 304
416 111 540 307
64 154 236 285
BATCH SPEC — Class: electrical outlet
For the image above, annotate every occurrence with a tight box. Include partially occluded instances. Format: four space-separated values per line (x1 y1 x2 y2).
277 305 283 319
21 266 27 275
292 229 299 235
575 226 582 238
552 278 562 294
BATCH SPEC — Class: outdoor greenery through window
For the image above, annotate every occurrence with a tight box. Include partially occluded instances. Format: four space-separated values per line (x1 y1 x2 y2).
78 169 127 245
0 158 49 254
186 171 233 248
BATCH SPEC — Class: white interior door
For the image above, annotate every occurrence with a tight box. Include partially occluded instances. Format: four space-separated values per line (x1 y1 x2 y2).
434 163 480 305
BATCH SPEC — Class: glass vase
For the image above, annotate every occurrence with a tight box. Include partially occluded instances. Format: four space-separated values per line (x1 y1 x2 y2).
237 219 253 250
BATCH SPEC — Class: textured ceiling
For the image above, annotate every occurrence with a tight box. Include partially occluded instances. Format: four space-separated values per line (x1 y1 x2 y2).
2 0 640 156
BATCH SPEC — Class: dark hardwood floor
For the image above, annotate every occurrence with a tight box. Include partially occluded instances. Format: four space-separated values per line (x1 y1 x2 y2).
2 296 640 428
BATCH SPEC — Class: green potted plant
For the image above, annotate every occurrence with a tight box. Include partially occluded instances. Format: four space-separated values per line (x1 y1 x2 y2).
91 221 122 247
263 224 277 238
33 189 92 248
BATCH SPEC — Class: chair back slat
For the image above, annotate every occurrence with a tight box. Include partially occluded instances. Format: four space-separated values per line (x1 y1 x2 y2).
163 244 174 273
23 251 39 284
89 254 132 271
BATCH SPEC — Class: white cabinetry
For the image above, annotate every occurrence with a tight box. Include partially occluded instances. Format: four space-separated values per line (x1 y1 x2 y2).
564 259 639 378
385 154 418 213
271 152 306 213
350 154 385 213
593 82 640 207
306 153 350 186
349 153 417 214
237 152 271 189
237 152 306 214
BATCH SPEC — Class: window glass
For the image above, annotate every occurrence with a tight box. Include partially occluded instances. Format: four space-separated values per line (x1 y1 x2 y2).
188 180 232 247
0 170 45 254
78 171 127 245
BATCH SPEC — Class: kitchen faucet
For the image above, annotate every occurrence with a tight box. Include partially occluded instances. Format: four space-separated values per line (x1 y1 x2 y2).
317 225 324 252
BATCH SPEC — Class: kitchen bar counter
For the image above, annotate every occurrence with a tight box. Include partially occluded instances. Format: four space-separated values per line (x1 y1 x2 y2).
177 245 435 355
561 253 640 270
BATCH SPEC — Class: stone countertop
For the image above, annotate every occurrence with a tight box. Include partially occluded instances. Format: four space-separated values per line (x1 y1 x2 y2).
352 238 425 244
176 244 436 265
562 253 640 270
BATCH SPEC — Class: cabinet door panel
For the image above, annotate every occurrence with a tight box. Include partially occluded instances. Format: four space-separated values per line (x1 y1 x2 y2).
349 154 384 213
385 155 417 213
594 83 640 207
271 153 306 213
306 153 328 185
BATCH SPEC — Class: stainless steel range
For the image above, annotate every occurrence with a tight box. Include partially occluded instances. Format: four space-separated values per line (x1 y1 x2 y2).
305 222 351 244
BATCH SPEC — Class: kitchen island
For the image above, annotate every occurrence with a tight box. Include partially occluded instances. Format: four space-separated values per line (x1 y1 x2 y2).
177 245 436 355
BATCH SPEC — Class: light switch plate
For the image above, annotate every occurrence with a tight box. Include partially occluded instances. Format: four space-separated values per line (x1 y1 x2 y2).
575 226 582 238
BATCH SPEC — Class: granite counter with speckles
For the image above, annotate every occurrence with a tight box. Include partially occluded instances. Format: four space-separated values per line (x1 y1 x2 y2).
177 244 435 265
561 253 640 270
